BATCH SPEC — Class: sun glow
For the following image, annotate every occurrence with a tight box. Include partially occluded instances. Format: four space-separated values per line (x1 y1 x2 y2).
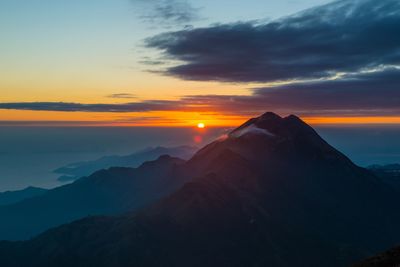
3 109 400 127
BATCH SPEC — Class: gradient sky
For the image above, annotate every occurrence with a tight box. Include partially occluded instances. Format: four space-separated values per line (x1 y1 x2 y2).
0 0 399 126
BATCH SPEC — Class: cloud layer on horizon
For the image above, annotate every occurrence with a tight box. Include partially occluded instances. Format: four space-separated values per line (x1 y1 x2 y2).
1 67 400 117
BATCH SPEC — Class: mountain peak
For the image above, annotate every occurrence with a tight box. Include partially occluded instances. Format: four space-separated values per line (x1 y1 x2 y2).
285 114 301 121
260 112 282 120
191 111 342 167
192 112 330 169
231 112 310 139
230 112 281 136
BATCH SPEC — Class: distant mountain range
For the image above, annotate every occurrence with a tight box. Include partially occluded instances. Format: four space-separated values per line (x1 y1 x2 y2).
0 155 189 241
0 112 399 266
54 146 197 182
0 146 196 241
0 187 47 206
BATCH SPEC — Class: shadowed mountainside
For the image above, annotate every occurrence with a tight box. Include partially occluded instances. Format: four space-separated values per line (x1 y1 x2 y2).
368 164 400 191
353 246 400 267
0 112 399 267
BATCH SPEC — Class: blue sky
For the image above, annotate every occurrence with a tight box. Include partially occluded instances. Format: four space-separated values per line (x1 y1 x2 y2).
0 0 331 78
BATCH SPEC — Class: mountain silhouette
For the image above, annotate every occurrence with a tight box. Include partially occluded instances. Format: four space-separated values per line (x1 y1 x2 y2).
0 155 188 240
0 112 399 267
0 187 47 206
54 146 197 182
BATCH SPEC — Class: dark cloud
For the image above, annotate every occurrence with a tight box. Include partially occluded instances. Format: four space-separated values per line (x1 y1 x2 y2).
1 68 399 117
0 121 103 127
133 0 199 26
146 0 400 82
251 67 400 114
0 101 185 113
176 68 400 116
107 93 137 99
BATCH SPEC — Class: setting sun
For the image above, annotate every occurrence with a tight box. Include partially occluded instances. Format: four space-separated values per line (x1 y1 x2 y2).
197 122 205 129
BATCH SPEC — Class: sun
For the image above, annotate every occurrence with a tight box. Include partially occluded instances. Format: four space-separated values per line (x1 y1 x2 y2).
197 122 205 129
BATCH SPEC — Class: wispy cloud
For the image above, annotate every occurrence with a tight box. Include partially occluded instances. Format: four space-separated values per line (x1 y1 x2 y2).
106 93 137 99
132 0 200 27
0 101 183 113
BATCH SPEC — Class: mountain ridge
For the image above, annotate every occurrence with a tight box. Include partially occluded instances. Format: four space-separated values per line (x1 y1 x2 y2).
0 112 399 266
0 155 189 241
0 187 47 206
54 146 197 182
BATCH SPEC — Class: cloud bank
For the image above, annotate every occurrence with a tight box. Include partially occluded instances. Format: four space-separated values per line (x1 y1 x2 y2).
1 67 399 117
0 101 183 113
146 0 400 83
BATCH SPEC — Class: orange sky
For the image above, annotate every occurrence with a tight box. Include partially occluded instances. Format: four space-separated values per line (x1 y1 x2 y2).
1 0 399 127
2 109 400 127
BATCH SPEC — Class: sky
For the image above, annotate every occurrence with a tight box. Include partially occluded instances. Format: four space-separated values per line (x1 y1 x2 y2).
0 0 399 127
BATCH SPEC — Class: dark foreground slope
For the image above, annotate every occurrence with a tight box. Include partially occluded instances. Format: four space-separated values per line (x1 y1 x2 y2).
353 246 400 267
368 164 400 191
1 112 399 267
0 156 187 240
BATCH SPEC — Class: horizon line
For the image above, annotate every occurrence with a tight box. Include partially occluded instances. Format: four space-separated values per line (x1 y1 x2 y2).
1 116 400 127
